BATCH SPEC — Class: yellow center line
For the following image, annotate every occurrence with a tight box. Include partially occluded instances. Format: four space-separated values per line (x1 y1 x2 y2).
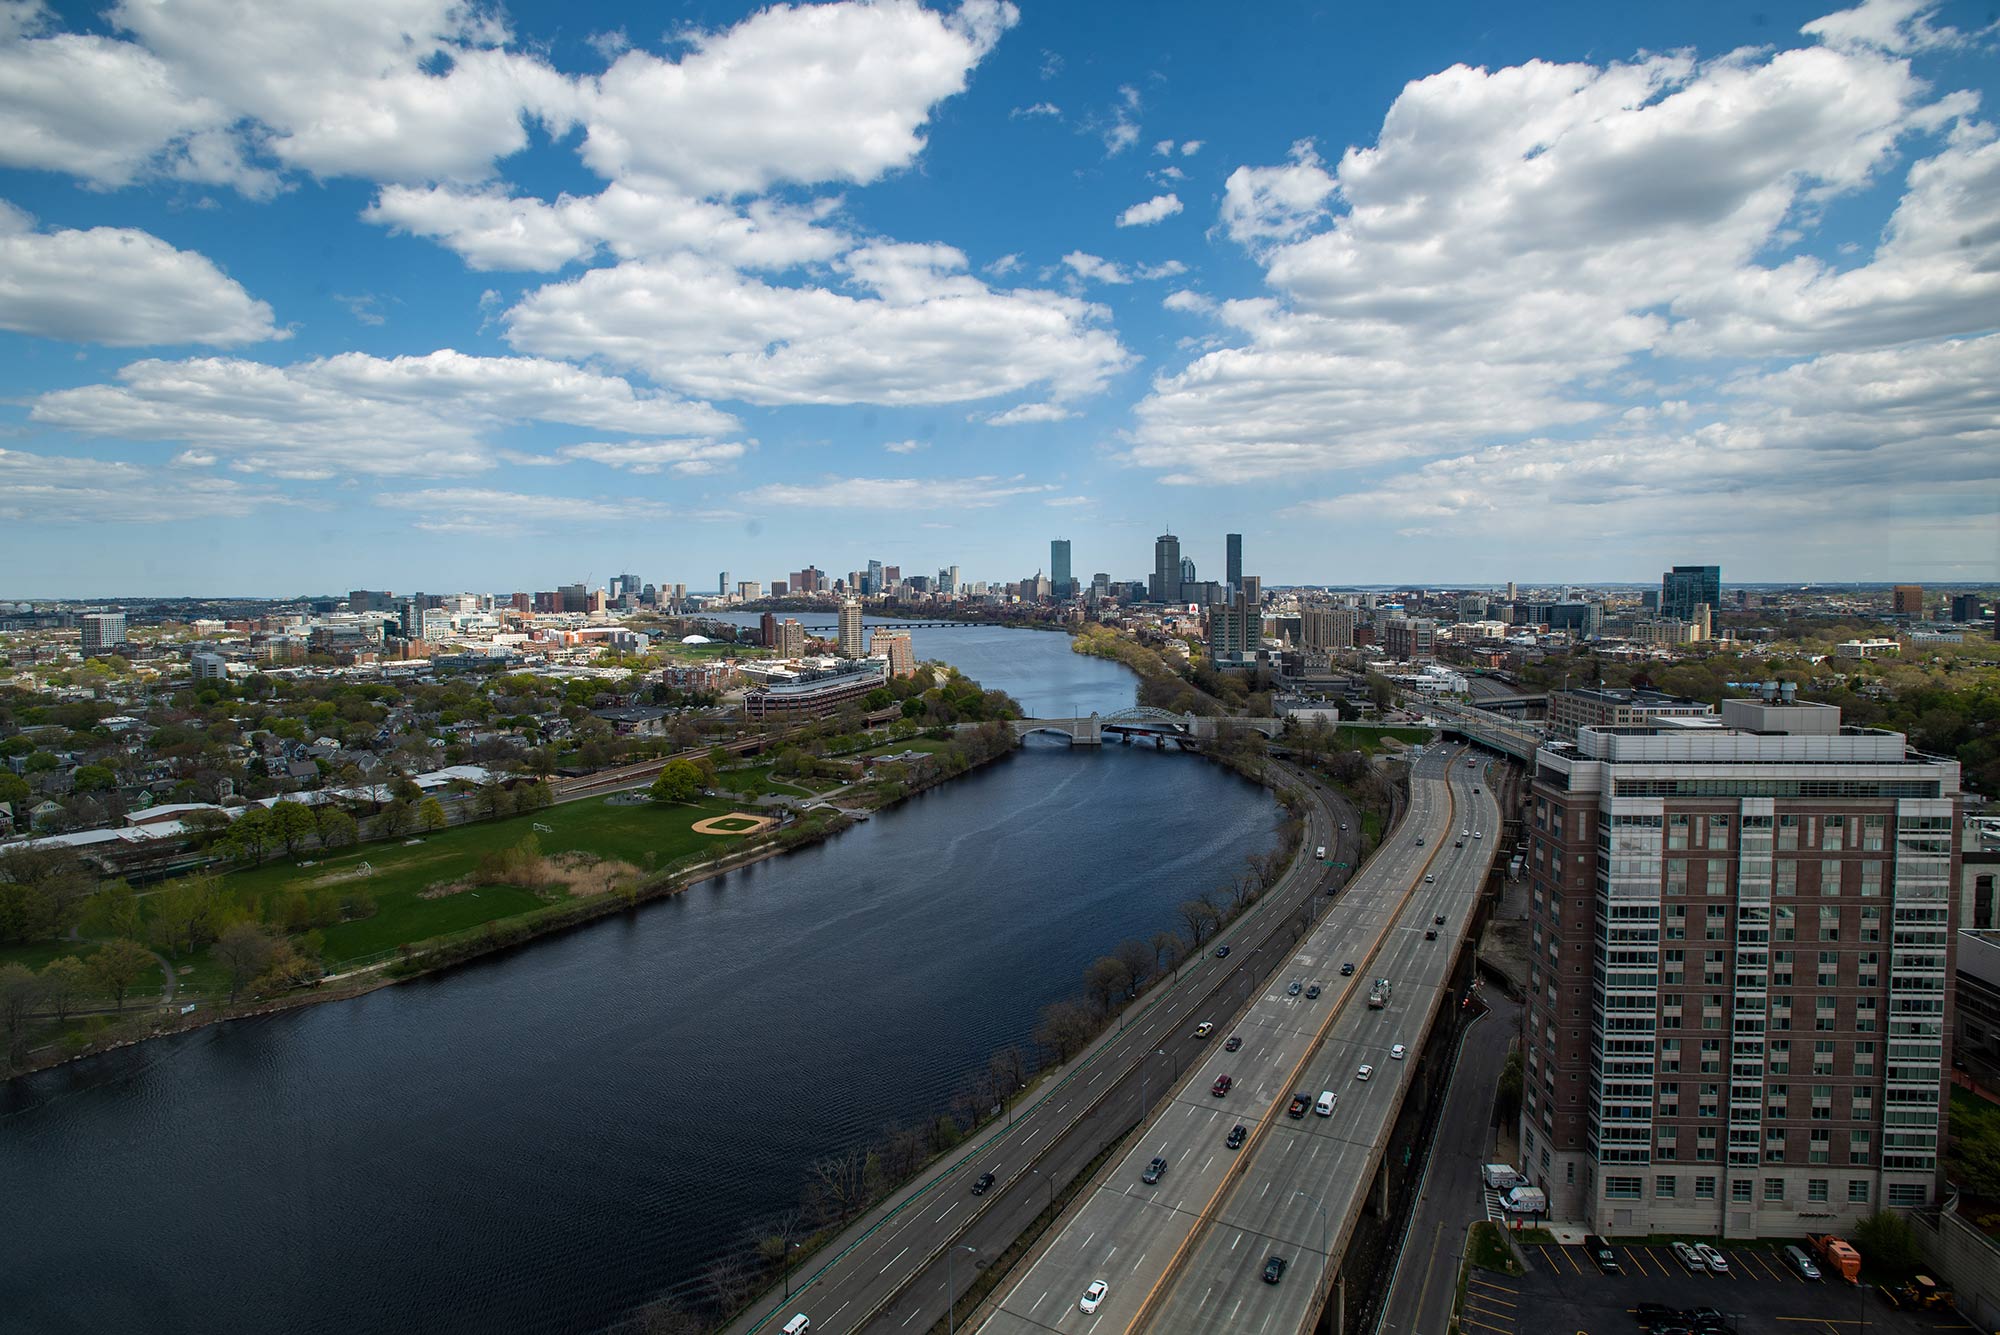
1124 754 1465 1333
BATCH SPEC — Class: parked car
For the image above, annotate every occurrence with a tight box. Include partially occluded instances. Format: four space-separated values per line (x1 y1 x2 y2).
1783 1245 1822 1280
1141 1156 1167 1184
1080 1280 1107 1313
1390 1043 1407 1060
1226 1124 1247 1149
971 1171 994 1195
1685 1310 1726 1332
1356 1064 1374 1081
1672 1241 1707 1272
1695 1244 1728 1273
1287 1094 1311 1118
1263 1255 1288 1284
1224 1035 1242 1052
1210 1075 1233 1097
1584 1234 1621 1274
1305 983 1322 999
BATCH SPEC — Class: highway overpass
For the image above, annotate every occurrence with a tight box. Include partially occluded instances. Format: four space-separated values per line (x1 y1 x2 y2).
974 747 1501 1335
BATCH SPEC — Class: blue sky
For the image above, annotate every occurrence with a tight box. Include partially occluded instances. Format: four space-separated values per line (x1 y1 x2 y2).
1 0 1996 597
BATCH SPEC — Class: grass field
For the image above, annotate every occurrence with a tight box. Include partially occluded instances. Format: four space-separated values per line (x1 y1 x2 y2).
1339 723 1437 754
714 762 817 798
222 793 744 964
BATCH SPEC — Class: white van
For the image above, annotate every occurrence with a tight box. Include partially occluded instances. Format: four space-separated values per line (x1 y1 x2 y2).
783 1317 811 1335
1315 1090 1337 1116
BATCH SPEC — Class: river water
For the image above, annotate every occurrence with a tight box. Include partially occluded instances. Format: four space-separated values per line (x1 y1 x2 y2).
0 624 1278 1334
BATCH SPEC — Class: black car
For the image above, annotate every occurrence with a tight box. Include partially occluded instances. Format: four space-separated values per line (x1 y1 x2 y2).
1340 962 1355 975
1142 1156 1167 1184
1262 1255 1288 1284
1686 1310 1726 1332
1287 1094 1310 1118
1434 914 1445 925
1425 928 1438 940
1305 983 1322 999
1224 1035 1242 1051
1632 1304 1681 1327
1225 1124 1247 1149
1215 944 1230 958
1584 1234 1620 1274
971 1171 995 1195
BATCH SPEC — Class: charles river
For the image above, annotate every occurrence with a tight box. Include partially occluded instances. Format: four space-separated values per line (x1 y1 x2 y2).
0 621 1281 1334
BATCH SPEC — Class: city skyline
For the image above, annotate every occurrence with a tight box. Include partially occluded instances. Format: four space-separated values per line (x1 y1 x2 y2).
2 0 1997 596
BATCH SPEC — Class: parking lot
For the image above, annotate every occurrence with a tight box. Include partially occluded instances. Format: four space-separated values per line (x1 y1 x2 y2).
1499 1239 1980 1335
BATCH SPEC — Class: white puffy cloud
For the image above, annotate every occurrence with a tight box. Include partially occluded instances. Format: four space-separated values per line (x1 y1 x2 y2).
1011 101 1060 119
555 439 746 475
1062 251 1131 285
883 439 929 453
741 474 1056 509
1116 192 1184 227
1800 0 1975 55
985 402 1074 426
29 350 737 478
580 0 1017 195
506 246 1130 407
1096 85 1142 156
1135 33 1990 485
1180 140 1203 156
0 446 300 523
0 204 280 345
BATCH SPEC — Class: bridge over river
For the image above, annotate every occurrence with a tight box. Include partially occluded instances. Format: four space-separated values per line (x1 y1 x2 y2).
1010 708 1285 746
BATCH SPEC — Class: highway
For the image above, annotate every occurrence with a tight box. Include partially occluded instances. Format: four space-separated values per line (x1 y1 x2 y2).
728 759 1365 1335
974 746 1500 1335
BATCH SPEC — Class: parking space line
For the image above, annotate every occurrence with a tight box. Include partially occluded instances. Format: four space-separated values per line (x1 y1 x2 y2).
1558 1245 1586 1276
1462 1317 1513 1335
1621 1246 1657 1277
1746 1250 1788 1282
1467 1289 1517 1308
1466 1305 1516 1327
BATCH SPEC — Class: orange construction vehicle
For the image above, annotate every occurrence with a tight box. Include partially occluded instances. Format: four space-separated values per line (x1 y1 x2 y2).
1807 1233 1862 1283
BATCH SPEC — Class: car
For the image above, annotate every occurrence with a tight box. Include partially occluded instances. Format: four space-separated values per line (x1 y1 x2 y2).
1195 1022 1214 1039
1211 1075 1233 1097
1263 1255 1288 1284
1341 962 1355 975
1462 829 1470 837
1141 1156 1167 1184
1214 945 1230 958
1434 914 1445 925
1224 1035 1242 1051
1390 1043 1407 1060
1584 1234 1621 1274
1417 836 1425 845
1694 1244 1727 1273
1672 1241 1707 1272
1684 1310 1725 1333
1080 1280 1107 1314
1632 1304 1682 1327
1226 1124 1247 1149
1356 1064 1374 1081
1340 822 1348 830
970 1171 994 1195
1474 786 1481 793
1424 874 1436 884
1455 839 1465 848
1474 831 1483 839
1287 979 1302 996
783 1316 811 1335
1425 928 1438 940
1305 983 1322 999
1287 1094 1311 1118
1782 1244 1822 1280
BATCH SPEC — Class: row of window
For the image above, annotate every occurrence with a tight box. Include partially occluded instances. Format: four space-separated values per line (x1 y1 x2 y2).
1603 1175 1915 1205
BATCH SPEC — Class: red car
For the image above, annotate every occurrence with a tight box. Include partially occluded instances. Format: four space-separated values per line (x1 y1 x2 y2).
1211 1075 1233 1097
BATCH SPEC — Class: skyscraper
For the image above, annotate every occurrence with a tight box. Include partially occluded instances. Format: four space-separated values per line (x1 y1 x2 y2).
1660 565 1721 621
1225 533 1243 591
1150 532 1182 604
1893 585 1926 616
869 627 916 677
1051 539 1072 599
718 572 730 597
837 598 866 658
80 613 125 656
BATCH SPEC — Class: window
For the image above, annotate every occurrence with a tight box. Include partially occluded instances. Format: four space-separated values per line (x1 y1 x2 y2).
1732 1179 1754 1202
1764 1177 1785 1201
1849 1180 1870 1203
1606 1176 1643 1199
1696 1176 1717 1200
1889 1183 1929 1207
1809 1179 1830 1203
1775 860 1798 896
1820 905 1840 941
1710 815 1732 850
1779 816 1800 850
1707 861 1729 896
1823 815 1845 850
1821 859 1843 894
1656 1175 1678 1198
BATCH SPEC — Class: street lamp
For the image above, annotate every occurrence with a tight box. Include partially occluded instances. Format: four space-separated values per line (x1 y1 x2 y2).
1026 1165 1056 1213
1296 1189 1329 1283
946 1243 979 1335
783 1241 803 1300
1008 1081 1027 1130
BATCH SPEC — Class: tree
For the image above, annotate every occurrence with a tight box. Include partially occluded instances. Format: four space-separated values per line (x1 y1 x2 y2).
1084 955 1134 1013
149 876 223 957
0 963 44 1064
38 955 88 1023
82 881 143 940
214 921 276 1002
221 806 275 864
1115 937 1157 992
650 759 704 804
417 797 448 832
1948 1106 2000 1199
1034 999 1097 1062
1151 929 1184 976
87 939 156 1011
1853 1209 1919 1277
316 808 358 849
1177 899 1220 949
273 800 317 855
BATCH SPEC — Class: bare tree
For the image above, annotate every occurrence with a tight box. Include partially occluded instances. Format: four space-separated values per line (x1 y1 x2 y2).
1151 929 1184 976
1177 899 1219 949
1083 956 1133 1013
1034 999 1097 1062
803 1147 870 1224
1115 937 1156 992
880 1122 931 1182
990 1045 1029 1105
702 1249 756 1313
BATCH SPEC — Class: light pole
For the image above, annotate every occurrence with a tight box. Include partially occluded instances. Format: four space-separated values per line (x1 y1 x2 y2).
1026 1165 1056 1213
946 1243 979 1335
1008 1081 1026 1130
1296 1189 1329 1284
783 1241 803 1300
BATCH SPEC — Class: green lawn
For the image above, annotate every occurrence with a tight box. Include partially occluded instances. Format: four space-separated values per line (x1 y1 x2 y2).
715 762 814 799
1339 723 1437 754
218 793 746 966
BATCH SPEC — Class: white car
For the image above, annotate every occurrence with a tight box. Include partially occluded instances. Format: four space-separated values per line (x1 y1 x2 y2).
1391 1043 1407 1060
1356 1064 1374 1081
1080 1280 1108 1313
1696 1243 1728 1273
1474 831 1483 839
1461 829 1470 838
1424 874 1435 883
1672 1241 1707 1272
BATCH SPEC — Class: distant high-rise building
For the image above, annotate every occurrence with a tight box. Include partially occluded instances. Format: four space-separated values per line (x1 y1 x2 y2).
864 559 884 596
1241 575 1262 608
1051 539 1073 599
771 580 789 598
1180 556 1197 593
672 583 687 608
1893 584 1926 616
883 565 900 587
587 590 608 615
760 612 779 647
1383 616 1436 661
1951 594 1986 623
737 580 761 601
944 565 960 595
1505 581 1517 601
1207 592 1259 665
774 618 806 659
1226 534 1243 591
348 589 395 613
870 627 916 677
837 599 866 658
1151 532 1182 604
792 566 825 594
80 613 126 656
1660 565 1721 621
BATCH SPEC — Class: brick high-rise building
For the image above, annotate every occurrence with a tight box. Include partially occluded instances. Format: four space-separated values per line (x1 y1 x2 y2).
837 598 866 659
1893 585 1926 616
773 618 806 659
1382 616 1436 661
1522 696 1959 1236
1301 605 1356 654
870 627 916 678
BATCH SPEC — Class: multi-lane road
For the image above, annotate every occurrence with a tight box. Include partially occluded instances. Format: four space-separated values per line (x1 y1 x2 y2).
975 746 1500 1335
729 759 1365 1335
